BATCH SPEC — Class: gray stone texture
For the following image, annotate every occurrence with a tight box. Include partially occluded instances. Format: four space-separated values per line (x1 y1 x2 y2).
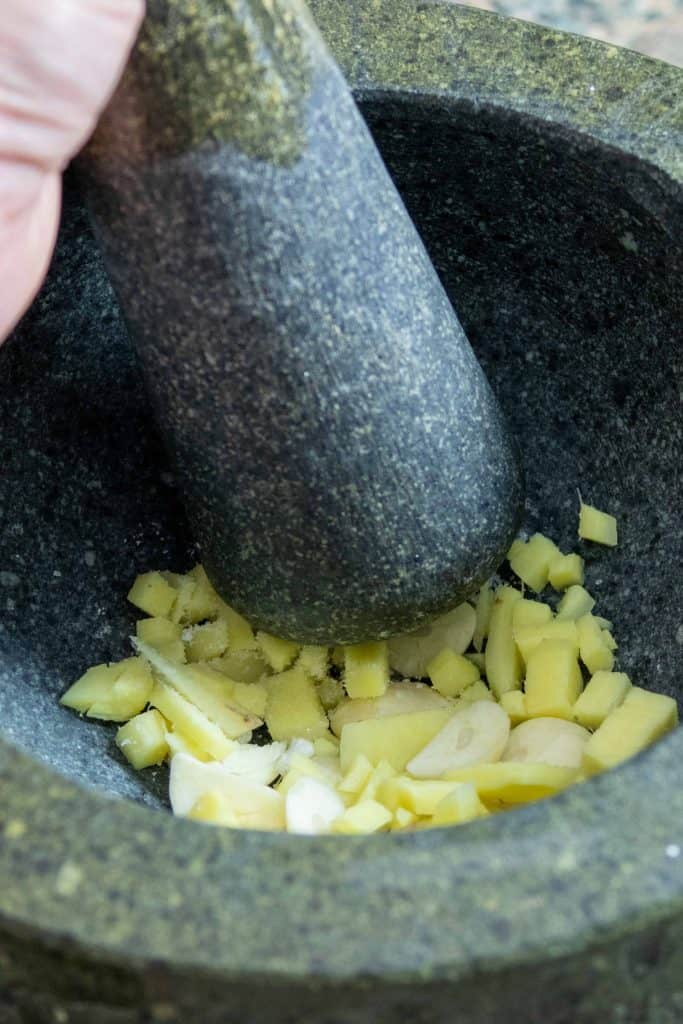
0 1 681 1021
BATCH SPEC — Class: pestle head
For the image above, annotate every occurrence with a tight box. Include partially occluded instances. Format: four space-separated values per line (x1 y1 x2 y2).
79 0 523 644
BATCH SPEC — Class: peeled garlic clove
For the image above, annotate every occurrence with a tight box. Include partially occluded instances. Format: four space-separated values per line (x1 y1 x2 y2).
329 681 452 737
276 737 316 774
502 717 590 768
407 700 510 778
169 752 284 826
285 777 345 835
388 603 476 679
221 742 287 785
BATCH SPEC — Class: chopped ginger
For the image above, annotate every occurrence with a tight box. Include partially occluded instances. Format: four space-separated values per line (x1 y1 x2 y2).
555 585 595 622
577 614 614 674
524 639 583 720
186 620 231 662
116 709 169 769
573 671 631 729
128 572 177 618
61 658 152 722
344 641 389 699
508 533 561 592
266 667 328 741
549 553 584 590
427 648 479 697
583 687 677 773
485 586 523 697
578 502 618 546
332 800 392 834
257 632 299 672
60 529 678 836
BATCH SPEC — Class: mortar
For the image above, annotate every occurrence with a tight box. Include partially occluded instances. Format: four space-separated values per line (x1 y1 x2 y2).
0 1 681 1021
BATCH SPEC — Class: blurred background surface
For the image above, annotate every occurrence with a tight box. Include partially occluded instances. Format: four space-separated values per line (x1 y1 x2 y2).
462 0 682 64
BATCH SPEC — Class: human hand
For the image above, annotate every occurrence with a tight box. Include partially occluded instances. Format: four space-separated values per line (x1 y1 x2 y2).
0 0 144 343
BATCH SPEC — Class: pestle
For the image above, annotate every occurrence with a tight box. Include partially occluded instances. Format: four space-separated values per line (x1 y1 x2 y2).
78 0 523 645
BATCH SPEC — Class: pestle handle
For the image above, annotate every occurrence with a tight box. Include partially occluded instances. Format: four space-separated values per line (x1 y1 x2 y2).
78 0 523 644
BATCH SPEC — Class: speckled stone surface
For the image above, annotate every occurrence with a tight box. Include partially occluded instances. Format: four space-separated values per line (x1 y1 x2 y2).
0 2 682 1022
80 0 522 646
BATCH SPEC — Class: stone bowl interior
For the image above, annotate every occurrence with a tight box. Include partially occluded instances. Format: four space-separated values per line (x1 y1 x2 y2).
1 8 683 1012
0 40 681 815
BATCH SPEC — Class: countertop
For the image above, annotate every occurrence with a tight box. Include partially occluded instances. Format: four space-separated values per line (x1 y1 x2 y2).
462 0 682 63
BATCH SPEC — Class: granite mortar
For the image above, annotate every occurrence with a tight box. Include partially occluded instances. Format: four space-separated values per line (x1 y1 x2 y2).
0 1 681 1021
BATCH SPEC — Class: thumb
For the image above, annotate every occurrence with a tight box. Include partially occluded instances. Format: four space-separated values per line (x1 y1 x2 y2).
0 0 144 343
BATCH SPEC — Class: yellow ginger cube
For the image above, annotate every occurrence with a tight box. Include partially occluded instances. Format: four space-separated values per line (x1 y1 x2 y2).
61 657 153 722
549 553 585 590
297 646 329 681
508 533 561 592
116 709 169 769
60 662 125 714
524 639 583 720
443 762 578 802
512 599 553 631
473 580 495 652
427 648 479 697
430 783 488 826
150 681 235 759
317 676 345 711
577 615 614 673
210 648 268 683
499 690 528 725
186 619 231 663
339 707 455 772
156 640 186 664
175 655 266 717
136 617 182 649
165 570 226 627
230 681 268 718
573 671 631 729
338 753 374 796
257 632 299 672
556 586 595 622
216 602 255 651
356 760 396 803
485 586 523 697
163 573 199 625
460 680 494 703
332 800 392 834
379 777 463 816
583 687 678 774
513 620 579 663
344 641 389 699
188 785 285 831
313 733 340 758
578 503 618 546
135 616 187 662
266 666 329 741
186 565 220 621
165 726 215 762
137 643 261 738
127 572 177 618
391 807 417 831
